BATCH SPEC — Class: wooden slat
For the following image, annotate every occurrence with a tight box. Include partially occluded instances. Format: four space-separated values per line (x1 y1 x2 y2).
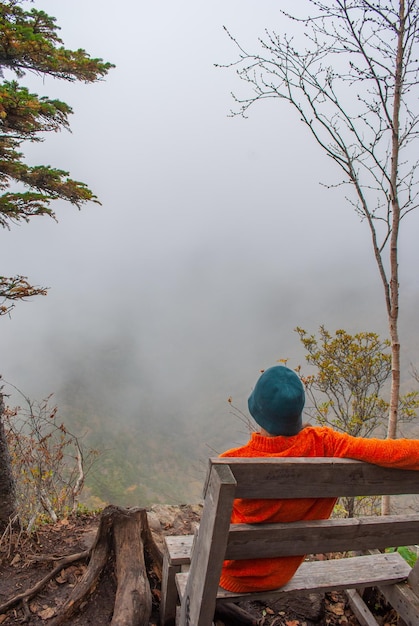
379 581 419 626
164 516 419 565
160 556 181 626
225 515 419 559
164 535 194 566
408 557 419 590
176 552 411 605
178 464 237 626
212 458 419 499
160 536 195 625
345 589 380 626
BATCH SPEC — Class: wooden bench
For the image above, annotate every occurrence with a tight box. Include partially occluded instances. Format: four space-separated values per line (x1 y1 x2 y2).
160 457 419 626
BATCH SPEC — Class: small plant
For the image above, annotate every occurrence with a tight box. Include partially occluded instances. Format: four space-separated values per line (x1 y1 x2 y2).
386 546 418 568
3 384 100 531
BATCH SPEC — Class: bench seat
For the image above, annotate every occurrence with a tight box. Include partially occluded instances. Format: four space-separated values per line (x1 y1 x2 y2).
176 551 411 602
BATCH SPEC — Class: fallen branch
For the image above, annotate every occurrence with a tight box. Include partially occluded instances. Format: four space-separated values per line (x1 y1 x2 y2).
0 550 89 613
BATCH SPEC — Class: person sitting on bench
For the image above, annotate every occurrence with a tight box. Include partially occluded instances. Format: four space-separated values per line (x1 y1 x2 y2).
220 365 419 593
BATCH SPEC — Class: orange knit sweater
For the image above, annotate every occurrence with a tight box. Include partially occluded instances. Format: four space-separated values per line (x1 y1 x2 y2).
219 426 419 593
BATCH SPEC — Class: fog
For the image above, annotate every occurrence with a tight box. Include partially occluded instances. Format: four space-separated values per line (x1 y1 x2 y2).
1 1 419 500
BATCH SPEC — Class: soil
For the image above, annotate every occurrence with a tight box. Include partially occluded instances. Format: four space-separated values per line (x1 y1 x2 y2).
0 506 399 626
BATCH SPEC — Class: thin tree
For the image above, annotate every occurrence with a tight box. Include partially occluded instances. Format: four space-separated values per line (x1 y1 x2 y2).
220 2 419 461
0 1 113 528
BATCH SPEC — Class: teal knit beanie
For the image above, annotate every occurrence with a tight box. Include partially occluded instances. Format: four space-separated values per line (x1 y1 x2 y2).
248 366 305 436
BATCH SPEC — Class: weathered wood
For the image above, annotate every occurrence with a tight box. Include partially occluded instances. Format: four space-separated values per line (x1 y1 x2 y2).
50 505 153 626
407 556 419 591
179 464 236 626
345 589 380 626
162 459 419 626
225 514 419 559
145 510 167 578
379 581 419 626
177 552 410 603
50 506 115 626
160 556 181 626
111 508 152 626
164 535 194 565
214 457 419 499
160 535 194 626
160 536 194 626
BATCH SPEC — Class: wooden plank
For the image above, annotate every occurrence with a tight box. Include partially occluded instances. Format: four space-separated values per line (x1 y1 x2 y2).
345 589 380 626
212 458 419 499
176 552 411 606
408 557 419 591
225 515 419 559
178 464 237 626
160 557 180 626
164 535 194 566
379 581 419 626
160 535 195 625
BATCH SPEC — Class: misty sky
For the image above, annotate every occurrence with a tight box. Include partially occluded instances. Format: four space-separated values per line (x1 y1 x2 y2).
2 0 419 442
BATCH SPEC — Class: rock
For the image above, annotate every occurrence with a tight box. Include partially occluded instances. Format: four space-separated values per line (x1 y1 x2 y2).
149 503 202 535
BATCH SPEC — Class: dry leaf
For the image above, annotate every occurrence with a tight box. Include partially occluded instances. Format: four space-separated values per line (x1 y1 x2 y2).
38 607 55 620
55 571 68 584
29 601 40 613
328 602 345 616
328 591 340 602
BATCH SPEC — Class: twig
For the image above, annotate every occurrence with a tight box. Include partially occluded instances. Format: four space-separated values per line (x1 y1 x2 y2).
0 550 89 613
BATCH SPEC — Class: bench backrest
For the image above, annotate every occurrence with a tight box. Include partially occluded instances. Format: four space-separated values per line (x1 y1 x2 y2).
211 458 419 560
210 457 419 499
180 458 419 625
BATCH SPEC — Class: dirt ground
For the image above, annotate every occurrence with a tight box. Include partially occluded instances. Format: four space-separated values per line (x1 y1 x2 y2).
0 507 399 626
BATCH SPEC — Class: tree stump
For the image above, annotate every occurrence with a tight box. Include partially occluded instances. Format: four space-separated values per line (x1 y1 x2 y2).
50 505 152 626
1 503 261 625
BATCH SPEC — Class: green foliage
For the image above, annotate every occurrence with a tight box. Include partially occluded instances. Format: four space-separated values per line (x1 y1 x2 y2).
0 5 113 80
332 495 381 519
0 0 114 314
296 325 419 517
296 326 419 437
397 546 418 567
386 546 418 567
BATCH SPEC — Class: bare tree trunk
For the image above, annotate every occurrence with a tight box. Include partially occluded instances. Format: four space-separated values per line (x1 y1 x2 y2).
0 393 17 529
386 0 404 443
382 0 405 517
